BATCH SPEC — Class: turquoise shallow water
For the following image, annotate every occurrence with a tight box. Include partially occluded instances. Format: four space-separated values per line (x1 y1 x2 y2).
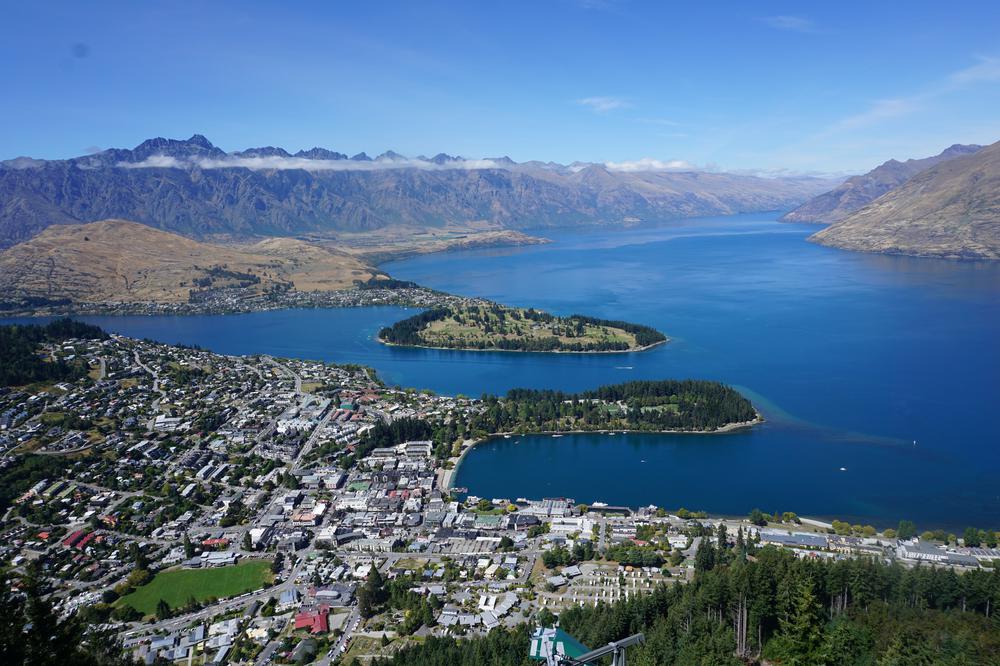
7 214 999 528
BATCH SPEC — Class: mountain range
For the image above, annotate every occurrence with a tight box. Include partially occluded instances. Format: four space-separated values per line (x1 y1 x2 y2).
781 144 983 224
0 135 837 248
810 140 1000 259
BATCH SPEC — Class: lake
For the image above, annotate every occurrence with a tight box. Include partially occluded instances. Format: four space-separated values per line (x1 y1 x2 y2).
7 213 999 528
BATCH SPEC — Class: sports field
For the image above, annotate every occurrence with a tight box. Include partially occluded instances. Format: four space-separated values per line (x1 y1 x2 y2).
118 560 273 615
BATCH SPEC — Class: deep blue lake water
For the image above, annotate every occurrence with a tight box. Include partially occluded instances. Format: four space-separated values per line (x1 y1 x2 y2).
7 214 999 528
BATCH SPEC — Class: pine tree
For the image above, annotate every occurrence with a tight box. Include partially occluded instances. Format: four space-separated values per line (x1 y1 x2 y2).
156 598 171 620
695 539 716 573
775 578 825 665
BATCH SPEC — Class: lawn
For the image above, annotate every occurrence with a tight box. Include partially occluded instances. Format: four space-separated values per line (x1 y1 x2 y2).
118 560 273 615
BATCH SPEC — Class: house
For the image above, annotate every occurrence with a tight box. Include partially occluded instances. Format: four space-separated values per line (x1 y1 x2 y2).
294 605 330 634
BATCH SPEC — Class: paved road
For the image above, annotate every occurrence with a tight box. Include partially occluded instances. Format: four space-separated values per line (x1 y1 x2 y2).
133 350 166 420
320 607 360 665
265 357 303 395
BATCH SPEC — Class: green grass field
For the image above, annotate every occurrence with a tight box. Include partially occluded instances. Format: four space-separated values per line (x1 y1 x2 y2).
118 560 273 615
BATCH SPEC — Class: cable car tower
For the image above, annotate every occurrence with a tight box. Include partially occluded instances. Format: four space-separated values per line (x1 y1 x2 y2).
529 626 645 666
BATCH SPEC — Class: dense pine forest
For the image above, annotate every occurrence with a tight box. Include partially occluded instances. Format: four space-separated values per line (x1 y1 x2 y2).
0 318 107 387
467 379 758 434
379 307 451 346
378 541 1000 666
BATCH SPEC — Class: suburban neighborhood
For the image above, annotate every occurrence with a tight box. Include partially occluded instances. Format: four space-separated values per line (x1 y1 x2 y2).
1 331 998 664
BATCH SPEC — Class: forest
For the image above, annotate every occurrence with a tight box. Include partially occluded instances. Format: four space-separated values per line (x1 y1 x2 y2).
0 318 107 387
378 538 1000 666
466 379 758 434
378 307 451 346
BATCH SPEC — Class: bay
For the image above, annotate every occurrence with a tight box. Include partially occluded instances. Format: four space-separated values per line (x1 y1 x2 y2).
6 213 999 528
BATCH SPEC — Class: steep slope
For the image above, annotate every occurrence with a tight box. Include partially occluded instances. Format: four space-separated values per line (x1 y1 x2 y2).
781 144 981 224
809 140 1000 259
0 135 835 247
0 219 375 303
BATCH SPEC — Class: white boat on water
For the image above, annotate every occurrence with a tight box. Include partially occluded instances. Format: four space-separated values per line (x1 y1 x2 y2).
551 434 563 438
503 435 511 439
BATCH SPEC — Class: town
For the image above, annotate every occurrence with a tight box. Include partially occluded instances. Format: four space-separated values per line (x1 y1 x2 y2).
1 331 998 665
0 281 483 318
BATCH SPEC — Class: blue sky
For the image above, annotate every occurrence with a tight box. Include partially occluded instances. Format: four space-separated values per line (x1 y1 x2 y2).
3 1 1000 173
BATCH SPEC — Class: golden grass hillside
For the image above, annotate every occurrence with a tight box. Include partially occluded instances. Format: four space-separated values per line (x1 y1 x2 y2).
0 219 376 303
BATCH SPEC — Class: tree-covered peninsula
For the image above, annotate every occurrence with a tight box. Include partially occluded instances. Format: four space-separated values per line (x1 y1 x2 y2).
467 379 759 434
378 303 667 352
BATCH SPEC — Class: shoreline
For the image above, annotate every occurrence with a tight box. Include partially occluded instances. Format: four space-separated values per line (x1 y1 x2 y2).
443 413 764 492
377 336 668 355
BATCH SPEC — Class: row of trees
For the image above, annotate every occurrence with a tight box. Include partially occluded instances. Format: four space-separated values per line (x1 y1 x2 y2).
0 318 107 386
568 314 667 348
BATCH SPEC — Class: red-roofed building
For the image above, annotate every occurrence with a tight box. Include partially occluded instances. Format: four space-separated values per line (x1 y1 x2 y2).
201 537 230 549
62 529 87 548
294 605 330 634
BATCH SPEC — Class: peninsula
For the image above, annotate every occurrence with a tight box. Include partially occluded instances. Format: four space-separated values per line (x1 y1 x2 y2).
466 379 761 435
378 304 667 353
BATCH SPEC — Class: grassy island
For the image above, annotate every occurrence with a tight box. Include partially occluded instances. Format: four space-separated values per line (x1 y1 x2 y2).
378 303 666 352
468 379 759 434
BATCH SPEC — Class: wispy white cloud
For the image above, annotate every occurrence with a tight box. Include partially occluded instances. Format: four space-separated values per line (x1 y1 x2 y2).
834 98 919 130
577 96 631 113
119 155 506 171
821 55 1000 135
760 15 815 32
118 155 184 169
950 56 1000 84
604 157 693 172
